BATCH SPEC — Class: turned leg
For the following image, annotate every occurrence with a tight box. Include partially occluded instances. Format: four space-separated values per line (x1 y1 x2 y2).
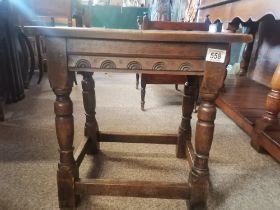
189 44 228 208
189 92 217 208
239 22 258 76
54 88 79 208
141 78 146 111
45 37 79 208
177 76 196 158
136 73 140 89
251 64 280 152
81 72 100 155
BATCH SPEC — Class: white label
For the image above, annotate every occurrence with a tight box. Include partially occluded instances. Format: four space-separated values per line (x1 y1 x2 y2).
206 48 226 63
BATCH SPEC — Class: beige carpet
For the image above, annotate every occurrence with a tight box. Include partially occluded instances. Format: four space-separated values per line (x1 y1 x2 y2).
0 73 279 210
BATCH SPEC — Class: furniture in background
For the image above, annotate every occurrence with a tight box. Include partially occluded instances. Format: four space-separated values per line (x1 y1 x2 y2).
19 0 74 84
85 5 148 29
0 0 34 121
198 0 280 75
198 0 280 161
251 64 280 160
137 13 209 110
24 26 251 209
23 0 73 26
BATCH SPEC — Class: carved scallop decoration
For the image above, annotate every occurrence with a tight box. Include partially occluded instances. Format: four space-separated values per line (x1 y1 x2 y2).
127 61 142 70
178 62 193 71
153 62 166 70
75 59 91 68
100 60 116 69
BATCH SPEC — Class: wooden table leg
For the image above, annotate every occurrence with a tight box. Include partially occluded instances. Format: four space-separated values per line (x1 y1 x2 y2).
46 37 79 208
189 92 217 208
177 76 196 158
54 87 79 208
81 72 100 154
189 45 228 208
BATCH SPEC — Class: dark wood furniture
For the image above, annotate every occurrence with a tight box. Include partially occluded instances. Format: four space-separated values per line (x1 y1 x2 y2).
20 0 74 84
24 26 251 209
197 0 280 22
198 0 280 75
198 0 280 161
251 64 280 160
0 0 27 121
136 14 209 110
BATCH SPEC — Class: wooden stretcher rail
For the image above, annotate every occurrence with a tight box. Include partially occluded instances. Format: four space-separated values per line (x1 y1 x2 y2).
75 179 190 199
186 141 195 166
74 137 90 167
99 132 177 144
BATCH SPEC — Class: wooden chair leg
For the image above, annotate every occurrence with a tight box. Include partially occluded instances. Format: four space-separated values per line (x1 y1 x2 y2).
177 77 195 158
239 22 258 76
37 63 44 84
81 72 100 155
136 73 140 89
175 84 179 91
193 79 200 113
141 78 146 111
0 98 4 121
73 72 78 86
35 35 44 84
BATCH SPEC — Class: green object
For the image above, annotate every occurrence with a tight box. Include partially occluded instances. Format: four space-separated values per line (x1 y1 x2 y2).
87 5 148 29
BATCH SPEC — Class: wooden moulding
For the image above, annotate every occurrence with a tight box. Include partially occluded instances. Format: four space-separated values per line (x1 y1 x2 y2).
68 55 205 73
99 132 177 144
75 179 190 199
69 68 205 76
